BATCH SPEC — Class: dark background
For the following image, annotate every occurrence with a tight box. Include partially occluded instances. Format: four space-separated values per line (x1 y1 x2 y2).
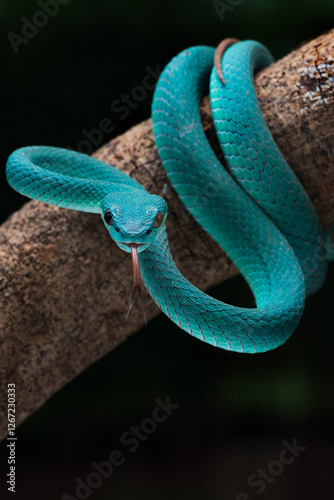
1 0 334 499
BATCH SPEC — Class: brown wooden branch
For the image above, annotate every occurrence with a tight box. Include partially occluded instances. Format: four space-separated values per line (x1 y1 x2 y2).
1 29 334 440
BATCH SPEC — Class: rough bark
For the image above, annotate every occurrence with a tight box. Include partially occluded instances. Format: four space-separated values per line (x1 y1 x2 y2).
1 30 334 440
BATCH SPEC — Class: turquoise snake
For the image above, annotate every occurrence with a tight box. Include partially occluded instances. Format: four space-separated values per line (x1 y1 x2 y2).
6 39 333 353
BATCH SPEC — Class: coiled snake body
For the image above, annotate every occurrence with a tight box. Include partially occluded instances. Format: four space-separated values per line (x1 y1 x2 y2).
6 40 332 353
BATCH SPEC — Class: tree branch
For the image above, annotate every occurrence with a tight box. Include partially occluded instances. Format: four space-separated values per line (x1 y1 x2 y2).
1 29 334 440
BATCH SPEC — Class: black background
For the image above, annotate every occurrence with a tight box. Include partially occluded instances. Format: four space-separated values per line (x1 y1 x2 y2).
1 1 334 499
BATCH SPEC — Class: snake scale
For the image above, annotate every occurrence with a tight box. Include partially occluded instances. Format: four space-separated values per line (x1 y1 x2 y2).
6 40 332 353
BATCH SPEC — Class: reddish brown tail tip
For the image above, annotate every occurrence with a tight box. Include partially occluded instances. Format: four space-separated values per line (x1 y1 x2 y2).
214 38 240 85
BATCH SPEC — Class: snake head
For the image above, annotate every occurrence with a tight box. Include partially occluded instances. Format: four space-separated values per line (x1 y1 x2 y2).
101 190 168 322
100 190 168 252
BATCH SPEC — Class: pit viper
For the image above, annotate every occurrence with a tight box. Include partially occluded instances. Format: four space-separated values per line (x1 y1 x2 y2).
6 39 332 353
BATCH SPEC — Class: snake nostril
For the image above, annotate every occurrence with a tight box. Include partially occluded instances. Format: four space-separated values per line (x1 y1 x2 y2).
146 229 152 235
115 227 120 232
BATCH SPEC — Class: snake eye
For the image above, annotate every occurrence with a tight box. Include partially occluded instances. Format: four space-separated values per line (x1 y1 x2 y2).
153 211 163 228
104 209 113 226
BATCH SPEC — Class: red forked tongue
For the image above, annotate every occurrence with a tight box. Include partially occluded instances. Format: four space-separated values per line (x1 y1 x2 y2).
126 244 147 325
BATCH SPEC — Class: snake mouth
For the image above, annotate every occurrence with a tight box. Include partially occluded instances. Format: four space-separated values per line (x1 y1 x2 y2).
122 242 146 248
126 243 146 325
